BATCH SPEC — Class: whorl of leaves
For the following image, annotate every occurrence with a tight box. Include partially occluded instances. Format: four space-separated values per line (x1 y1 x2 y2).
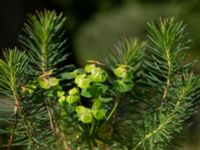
0 48 28 97
19 10 69 76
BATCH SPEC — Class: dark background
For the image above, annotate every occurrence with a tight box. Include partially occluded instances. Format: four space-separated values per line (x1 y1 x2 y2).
0 0 127 62
0 0 200 67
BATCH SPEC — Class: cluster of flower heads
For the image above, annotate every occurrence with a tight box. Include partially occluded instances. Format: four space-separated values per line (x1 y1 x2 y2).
58 64 109 123
21 63 134 124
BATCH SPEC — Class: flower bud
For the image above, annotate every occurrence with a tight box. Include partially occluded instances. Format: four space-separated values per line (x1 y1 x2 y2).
58 96 66 106
68 87 79 95
66 95 80 105
85 64 96 73
75 74 90 89
114 65 133 80
91 68 107 83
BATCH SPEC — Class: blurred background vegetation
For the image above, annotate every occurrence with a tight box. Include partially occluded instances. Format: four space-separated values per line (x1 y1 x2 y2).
0 0 200 149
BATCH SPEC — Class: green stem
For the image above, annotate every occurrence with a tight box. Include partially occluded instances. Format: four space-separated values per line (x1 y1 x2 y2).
44 99 55 134
89 120 95 136
94 120 99 133
8 78 19 150
106 101 119 121
163 48 172 99
41 33 47 74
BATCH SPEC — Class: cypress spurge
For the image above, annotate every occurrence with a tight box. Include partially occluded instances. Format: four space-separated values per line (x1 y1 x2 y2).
0 11 199 150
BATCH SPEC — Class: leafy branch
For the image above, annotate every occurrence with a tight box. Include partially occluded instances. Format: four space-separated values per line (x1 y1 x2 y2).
144 18 190 99
19 10 69 76
133 75 200 150
0 48 28 149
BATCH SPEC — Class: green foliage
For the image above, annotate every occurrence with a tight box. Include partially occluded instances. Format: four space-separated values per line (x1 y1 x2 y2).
130 18 200 150
0 48 28 97
0 10 70 150
19 10 69 76
0 10 200 150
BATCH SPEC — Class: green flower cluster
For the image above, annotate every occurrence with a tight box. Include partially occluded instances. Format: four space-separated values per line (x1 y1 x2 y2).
21 74 60 96
113 65 134 93
21 63 134 125
75 98 107 123
56 63 135 124
58 87 80 105
57 64 109 124
38 77 60 89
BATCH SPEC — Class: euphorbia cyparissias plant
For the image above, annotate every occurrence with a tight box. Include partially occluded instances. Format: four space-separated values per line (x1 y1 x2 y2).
0 10 199 150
